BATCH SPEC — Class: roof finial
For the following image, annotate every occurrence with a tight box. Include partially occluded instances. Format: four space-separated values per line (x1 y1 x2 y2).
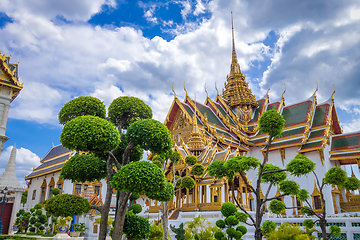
193 94 198 126
205 83 209 98
332 84 336 100
314 82 319 95
184 81 188 98
215 81 219 96
172 83 177 98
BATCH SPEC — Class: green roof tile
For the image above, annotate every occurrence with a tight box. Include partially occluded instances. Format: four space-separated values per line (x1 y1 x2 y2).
280 127 304 138
313 106 327 126
282 102 311 126
182 105 202 125
332 136 359 149
270 139 302 147
309 129 324 138
301 141 322 149
213 103 236 125
250 100 264 123
196 103 224 127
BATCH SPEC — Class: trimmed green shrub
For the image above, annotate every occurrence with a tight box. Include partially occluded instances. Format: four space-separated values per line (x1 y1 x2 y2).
130 204 142 214
221 202 237 217
185 155 197 166
58 96 106 125
45 194 91 217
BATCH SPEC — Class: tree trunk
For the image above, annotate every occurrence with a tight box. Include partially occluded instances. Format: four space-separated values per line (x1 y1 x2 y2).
162 201 169 240
99 158 116 240
111 191 131 240
319 218 327 240
254 196 263 240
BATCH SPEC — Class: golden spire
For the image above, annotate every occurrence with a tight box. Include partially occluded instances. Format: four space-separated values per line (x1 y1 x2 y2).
230 12 241 76
222 12 258 109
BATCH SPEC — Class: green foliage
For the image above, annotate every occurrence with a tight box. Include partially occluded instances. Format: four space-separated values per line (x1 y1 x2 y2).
296 189 309 201
238 156 261 171
221 202 237 217
234 212 248 222
324 166 347 186
170 151 181 163
261 220 276 235
214 231 225 240
236 225 247 235
153 160 163 168
152 154 164 162
14 209 31 233
129 192 141 201
279 180 300 195
123 211 151 240
185 155 197 166
191 164 205 176
184 216 219 240
52 188 61 196
108 96 152 129
149 221 164 240
258 108 285 137
266 222 310 240
303 219 315 229
111 161 166 195
130 204 142 214
300 206 314 216
127 119 172 154
34 204 42 210
225 216 239 226
60 115 121 153
207 161 227 179
181 176 195 189
269 200 285 214
226 227 236 237
172 175 182 188
261 164 287 184
216 220 226 229
60 153 107 182
21 191 28 205
58 96 106 125
287 154 315 177
329 225 341 236
170 223 186 240
44 194 91 217
147 181 175 202
344 177 360 191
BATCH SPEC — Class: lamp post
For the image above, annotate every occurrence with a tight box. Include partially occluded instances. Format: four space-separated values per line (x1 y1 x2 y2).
0 187 10 235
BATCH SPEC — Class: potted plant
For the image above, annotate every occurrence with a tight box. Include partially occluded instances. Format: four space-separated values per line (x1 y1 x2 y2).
70 223 87 237
57 217 72 233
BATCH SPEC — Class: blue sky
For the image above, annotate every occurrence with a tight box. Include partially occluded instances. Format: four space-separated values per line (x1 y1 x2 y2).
0 0 360 184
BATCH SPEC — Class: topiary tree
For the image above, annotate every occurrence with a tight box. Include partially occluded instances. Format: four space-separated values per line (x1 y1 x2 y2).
28 204 47 234
265 222 312 240
14 209 31 233
123 211 151 240
58 95 172 240
270 165 360 240
214 202 247 240
51 188 61 196
206 109 316 240
44 194 91 217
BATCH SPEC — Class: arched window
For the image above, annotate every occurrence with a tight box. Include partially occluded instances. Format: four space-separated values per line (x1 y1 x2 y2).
32 190 36 200
40 179 47 203
48 177 55 199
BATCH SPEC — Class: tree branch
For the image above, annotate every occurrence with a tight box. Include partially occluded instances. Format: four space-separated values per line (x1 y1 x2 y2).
109 151 121 170
230 180 255 224
91 205 102 211
239 172 256 194
122 141 135 166
263 182 273 202
265 193 289 202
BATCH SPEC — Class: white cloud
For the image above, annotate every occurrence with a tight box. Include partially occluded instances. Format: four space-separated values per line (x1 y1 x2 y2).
0 0 359 127
343 119 360 133
0 146 40 187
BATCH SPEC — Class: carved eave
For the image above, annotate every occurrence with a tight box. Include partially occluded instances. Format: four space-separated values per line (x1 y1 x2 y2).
0 53 23 101
164 97 193 128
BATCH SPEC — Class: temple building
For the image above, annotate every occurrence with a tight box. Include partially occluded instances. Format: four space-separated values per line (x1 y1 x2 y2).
145 20 360 220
